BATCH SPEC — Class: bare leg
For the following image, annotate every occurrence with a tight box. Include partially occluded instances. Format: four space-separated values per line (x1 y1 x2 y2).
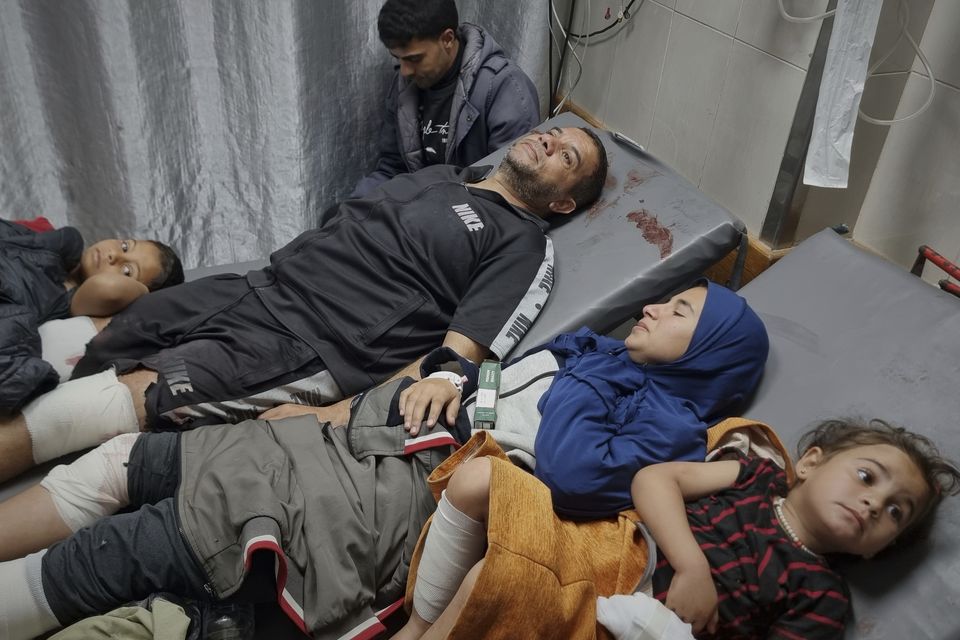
444 457 492 522
395 458 492 639
0 485 71 561
0 368 154 484
118 368 155 428
90 316 112 332
0 413 36 483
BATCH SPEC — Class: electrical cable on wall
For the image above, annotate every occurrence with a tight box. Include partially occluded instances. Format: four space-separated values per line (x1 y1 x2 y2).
777 0 836 23
857 0 935 125
549 0 641 116
550 0 585 116
779 0 935 126
567 0 640 38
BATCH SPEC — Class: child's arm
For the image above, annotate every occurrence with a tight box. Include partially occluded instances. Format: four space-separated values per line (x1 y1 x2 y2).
398 376 462 434
631 459 741 635
70 273 149 317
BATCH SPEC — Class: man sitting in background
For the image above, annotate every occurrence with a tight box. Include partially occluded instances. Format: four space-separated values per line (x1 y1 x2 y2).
352 0 540 197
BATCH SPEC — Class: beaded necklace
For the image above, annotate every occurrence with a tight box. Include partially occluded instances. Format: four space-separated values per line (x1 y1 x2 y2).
773 497 822 558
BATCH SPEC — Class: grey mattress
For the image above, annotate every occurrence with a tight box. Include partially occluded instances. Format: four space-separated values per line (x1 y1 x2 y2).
176 113 747 358
0 114 745 637
490 113 745 353
738 229 960 640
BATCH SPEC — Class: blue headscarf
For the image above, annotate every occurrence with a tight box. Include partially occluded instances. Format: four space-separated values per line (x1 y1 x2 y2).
533 281 769 519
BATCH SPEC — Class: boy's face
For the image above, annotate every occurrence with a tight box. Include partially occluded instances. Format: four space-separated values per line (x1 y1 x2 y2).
791 444 930 558
80 239 163 288
624 286 707 364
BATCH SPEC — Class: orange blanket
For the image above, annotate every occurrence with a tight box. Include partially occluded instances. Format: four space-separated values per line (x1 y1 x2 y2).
406 418 792 639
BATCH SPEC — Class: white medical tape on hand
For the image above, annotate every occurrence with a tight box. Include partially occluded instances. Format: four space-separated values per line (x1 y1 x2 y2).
40 432 139 532
23 368 139 464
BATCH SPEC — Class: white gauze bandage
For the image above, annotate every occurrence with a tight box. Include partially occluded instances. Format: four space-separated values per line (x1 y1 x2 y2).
412 490 486 623
23 369 139 464
597 592 695 640
0 551 60 640
40 432 139 532
38 316 98 382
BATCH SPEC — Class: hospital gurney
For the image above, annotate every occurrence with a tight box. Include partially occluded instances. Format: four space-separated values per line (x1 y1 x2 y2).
489 113 746 354
185 112 747 357
738 229 960 640
0 113 746 638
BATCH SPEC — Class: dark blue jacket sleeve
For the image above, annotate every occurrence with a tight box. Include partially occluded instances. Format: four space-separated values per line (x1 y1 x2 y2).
534 377 704 519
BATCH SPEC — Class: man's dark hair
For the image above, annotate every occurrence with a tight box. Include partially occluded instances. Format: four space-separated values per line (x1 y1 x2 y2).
569 127 608 210
378 0 459 49
145 240 185 291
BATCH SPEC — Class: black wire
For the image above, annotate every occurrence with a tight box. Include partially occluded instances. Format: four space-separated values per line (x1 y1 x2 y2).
568 0 640 39
551 0 578 107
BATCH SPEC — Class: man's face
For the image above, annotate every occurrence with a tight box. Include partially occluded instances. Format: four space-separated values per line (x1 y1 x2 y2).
389 29 458 89
498 127 600 214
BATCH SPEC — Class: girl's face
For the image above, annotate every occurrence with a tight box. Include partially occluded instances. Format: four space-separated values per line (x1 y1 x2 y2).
788 444 930 558
624 286 707 364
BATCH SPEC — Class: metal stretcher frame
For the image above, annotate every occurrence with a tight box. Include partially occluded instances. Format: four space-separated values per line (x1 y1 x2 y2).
737 229 960 640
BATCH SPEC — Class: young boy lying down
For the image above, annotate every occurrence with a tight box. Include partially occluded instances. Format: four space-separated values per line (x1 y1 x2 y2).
398 418 960 639
1 217 184 412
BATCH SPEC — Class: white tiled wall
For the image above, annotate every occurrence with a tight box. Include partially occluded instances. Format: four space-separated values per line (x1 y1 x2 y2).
556 0 826 235
848 0 960 286
555 0 959 288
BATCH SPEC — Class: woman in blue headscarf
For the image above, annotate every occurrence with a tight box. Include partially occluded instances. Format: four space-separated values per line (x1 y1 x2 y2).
533 280 768 518
398 280 768 519
394 280 769 639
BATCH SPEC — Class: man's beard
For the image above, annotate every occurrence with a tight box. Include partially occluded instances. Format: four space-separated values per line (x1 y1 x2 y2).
498 150 563 211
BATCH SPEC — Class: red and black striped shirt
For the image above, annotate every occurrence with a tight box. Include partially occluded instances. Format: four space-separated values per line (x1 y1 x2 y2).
651 453 850 639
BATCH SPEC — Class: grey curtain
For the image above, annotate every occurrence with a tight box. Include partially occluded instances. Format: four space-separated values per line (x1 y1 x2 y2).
0 0 547 268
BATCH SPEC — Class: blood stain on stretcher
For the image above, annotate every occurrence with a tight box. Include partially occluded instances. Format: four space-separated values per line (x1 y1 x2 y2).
626 209 674 259
585 177 619 220
624 166 660 192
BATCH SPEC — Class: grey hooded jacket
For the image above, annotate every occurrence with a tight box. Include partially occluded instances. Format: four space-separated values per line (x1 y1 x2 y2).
352 23 540 197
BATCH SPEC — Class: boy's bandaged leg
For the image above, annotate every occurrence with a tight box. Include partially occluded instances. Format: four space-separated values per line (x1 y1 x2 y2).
40 432 139 532
38 316 98 382
23 369 139 464
412 490 487 623
0 551 60 640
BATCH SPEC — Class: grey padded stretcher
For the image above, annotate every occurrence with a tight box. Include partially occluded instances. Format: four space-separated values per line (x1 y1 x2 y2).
184 113 747 356
738 229 960 640
0 114 745 637
489 113 746 353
